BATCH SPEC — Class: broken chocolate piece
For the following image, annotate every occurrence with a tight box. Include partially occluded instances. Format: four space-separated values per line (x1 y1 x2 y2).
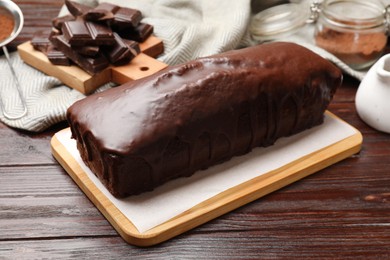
133 23 153 42
111 50 134 66
117 23 153 43
85 21 115 45
112 41 138 66
104 32 132 64
52 35 109 74
108 7 142 30
34 1 151 74
62 20 93 46
123 39 140 56
65 0 91 17
62 20 116 46
48 29 61 44
73 45 100 57
52 14 75 31
84 2 119 21
47 45 71 66
31 30 52 53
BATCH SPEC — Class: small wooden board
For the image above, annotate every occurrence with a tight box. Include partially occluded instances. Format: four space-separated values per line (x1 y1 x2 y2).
51 112 362 247
17 36 167 94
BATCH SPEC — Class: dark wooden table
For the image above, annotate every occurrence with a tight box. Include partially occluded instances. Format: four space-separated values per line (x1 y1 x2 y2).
1 1 389 258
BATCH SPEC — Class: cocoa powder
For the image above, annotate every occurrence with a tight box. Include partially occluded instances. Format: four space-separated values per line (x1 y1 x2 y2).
315 27 387 69
0 8 15 42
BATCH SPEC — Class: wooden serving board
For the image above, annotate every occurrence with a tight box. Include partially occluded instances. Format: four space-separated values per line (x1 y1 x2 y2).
51 112 362 247
17 36 167 94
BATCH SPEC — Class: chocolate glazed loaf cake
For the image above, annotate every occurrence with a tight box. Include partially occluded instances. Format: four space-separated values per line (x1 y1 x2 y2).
67 42 342 197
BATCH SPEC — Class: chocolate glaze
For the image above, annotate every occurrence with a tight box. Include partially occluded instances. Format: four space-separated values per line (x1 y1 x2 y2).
67 42 342 197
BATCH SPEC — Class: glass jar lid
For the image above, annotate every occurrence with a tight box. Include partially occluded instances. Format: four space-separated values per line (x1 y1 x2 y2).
320 0 387 31
250 3 310 42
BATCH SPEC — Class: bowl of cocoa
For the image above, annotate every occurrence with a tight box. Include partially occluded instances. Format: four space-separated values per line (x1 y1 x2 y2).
0 0 23 47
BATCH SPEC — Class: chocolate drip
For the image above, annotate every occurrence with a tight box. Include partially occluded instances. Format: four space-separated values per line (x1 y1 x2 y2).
191 132 212 170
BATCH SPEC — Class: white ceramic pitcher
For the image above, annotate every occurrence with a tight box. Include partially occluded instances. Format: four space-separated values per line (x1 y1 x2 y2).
355 54 390 134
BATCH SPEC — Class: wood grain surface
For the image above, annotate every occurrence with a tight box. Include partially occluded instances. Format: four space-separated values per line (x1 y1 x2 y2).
1 0 389 259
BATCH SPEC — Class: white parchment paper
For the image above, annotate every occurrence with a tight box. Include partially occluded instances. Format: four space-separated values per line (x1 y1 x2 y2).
55 114 358 233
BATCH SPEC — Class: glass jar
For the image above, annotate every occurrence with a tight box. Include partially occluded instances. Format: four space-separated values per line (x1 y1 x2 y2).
250 0 390 70
314 0 389 70
250 3 310 42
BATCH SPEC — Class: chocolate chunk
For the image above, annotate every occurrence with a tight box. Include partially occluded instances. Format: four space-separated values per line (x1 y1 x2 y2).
93 2 120 14
42 3 148 73
104 32 132 64
52 14 75 31
118 23 153 43
83 9 108 21
73 45 100 57
65 0 91 17
51 35 109 74
108 7 142 30
31 30 52 53
123 39 140 56
111 50 134 66
84 2 119 21
112 41 138 66
62 20 116 46
134 23 153 42
62 20 93 46
85 21 115 45
48 29 61 42
47 44 71 66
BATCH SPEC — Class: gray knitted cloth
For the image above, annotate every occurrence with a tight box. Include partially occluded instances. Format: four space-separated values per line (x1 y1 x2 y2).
0 0 368 132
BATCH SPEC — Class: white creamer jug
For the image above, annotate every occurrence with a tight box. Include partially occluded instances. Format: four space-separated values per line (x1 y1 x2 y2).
355 54 390 134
